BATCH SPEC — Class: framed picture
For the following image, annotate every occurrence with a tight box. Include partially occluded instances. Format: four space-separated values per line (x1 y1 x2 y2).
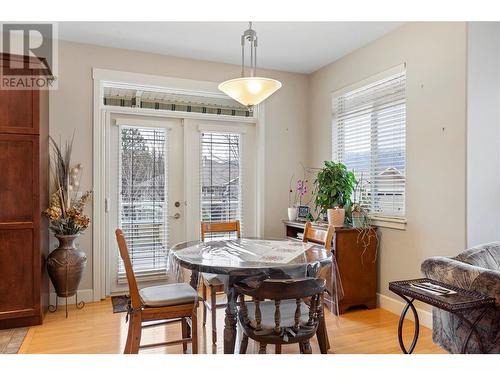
297 205 310 221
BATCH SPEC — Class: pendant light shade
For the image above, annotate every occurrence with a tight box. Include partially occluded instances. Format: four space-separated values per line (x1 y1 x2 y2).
219 22 281 107
218 77 282 107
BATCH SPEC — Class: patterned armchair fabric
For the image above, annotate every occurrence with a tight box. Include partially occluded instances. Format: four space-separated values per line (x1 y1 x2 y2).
421 242 500 354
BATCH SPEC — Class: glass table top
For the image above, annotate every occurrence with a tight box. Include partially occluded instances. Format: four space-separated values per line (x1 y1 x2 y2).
170 238 333 275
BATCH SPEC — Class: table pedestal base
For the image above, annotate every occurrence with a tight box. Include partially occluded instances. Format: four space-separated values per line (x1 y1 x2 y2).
223 282 238 354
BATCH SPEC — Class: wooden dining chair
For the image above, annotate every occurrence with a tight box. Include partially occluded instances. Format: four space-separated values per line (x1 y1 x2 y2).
302 221 334 251
302 221 334 352
235 278 326 354
200 220 241 345
115 229 199 354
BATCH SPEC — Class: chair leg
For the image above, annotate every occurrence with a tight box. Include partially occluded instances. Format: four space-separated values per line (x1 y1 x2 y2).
316 314 329 354
258 342 267 354
275 344 282 354
127 312 142 354
298 342 304 354
191 312 198 354
302 340 312 354
202 283 207 326
124 316 133 354
181 318 188 354
210 285 217 345
239 333 249 354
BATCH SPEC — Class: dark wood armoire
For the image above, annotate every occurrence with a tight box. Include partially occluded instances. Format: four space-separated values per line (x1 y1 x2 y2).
0 53 49 328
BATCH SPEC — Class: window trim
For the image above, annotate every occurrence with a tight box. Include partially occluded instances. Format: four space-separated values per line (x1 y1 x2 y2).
371 215 407 230
332 64 407 230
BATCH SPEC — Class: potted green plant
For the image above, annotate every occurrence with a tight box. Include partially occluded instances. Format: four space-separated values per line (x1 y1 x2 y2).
313 161 355 226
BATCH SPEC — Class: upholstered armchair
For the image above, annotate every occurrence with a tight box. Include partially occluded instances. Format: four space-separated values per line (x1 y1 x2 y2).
421 242 500 354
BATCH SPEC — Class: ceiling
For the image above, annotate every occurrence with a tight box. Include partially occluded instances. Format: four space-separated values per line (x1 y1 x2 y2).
59 22 403 74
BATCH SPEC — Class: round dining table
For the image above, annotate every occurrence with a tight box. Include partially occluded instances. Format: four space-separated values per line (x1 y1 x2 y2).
170 238 334 354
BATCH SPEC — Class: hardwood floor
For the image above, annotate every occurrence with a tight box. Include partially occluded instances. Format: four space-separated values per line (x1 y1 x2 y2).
19 298 445 354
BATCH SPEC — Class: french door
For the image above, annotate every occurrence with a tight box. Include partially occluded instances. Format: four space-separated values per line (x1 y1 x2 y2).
106 114 256 294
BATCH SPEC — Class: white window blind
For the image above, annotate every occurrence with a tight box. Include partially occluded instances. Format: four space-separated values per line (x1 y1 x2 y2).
332 69 406 218
200 132 242 240
118 126 168 280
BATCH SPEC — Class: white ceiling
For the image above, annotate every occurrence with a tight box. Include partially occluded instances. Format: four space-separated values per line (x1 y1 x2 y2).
59 22 403 74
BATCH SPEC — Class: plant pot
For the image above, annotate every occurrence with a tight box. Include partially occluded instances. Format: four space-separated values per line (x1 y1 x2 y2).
46 234 87 298
352 212 364 228
288 207 298 221
327 208 345 227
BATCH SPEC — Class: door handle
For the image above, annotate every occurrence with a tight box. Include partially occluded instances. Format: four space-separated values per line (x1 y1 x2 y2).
169 213 181 220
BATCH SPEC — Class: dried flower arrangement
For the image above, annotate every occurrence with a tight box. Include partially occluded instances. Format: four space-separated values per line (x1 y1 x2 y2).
43 135 92 235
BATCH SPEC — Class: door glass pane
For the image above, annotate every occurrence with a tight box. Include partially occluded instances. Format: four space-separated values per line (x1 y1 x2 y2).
119 126 168 276
200 132 241 240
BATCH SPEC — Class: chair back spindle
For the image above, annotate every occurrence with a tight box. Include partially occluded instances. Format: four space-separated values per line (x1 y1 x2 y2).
254 299 262 330
274 300 281 335
294 299 301 331
239 294 250 325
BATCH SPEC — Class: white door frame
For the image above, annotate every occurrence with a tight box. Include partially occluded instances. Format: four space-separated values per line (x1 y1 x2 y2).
92 68 266 301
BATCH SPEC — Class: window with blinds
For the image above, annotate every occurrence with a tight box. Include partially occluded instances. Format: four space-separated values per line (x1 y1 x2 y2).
332 69 406 218
118 126 168 280
200 132 242 240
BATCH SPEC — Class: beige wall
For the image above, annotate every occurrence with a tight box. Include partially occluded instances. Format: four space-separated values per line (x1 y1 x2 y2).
50 23 470 304
467 22 500 247
307 22 468 306
49 41 309 291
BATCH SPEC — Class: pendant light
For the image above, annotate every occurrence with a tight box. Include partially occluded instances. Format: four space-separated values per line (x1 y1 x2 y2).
219 22 282 107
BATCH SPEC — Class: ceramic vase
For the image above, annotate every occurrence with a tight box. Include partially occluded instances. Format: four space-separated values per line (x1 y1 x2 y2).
327 208 345 227
46 234 87 298
352 212 364 228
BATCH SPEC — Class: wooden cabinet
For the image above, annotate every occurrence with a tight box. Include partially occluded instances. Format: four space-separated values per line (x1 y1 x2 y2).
0 53 49 329
0 90 38 133
283 220 378 314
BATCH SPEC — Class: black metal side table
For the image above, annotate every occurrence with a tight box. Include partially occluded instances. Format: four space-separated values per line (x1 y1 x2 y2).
389 278 495 354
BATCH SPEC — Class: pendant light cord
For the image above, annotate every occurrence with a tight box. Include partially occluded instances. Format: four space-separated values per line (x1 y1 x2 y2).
240 21 258 78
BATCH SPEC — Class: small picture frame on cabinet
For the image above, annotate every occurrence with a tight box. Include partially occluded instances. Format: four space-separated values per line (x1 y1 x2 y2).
297 205 310 221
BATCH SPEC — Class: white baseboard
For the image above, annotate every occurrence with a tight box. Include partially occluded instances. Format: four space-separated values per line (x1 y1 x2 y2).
377 292 433 329
49 289 94 306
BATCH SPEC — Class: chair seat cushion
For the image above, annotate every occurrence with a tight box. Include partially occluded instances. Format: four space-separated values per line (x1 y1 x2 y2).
242 300 310 330
202 273 224 286
139 283 198 307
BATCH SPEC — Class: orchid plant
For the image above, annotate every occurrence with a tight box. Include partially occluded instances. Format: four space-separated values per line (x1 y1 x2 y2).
288 164 312 207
